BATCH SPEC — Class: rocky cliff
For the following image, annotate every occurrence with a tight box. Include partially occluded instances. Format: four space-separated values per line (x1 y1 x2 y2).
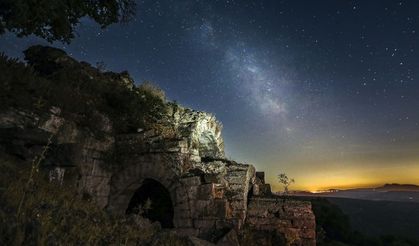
0 46 315 246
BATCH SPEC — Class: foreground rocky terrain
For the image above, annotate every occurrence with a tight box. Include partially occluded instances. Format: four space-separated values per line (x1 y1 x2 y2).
0 46 315 245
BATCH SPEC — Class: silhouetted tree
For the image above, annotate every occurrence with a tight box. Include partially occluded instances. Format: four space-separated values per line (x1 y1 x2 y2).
278 173 294 194
0 0 136 43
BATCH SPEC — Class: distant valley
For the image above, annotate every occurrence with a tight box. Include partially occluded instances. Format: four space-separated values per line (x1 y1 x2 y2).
293 184 419 203
326 197 419 240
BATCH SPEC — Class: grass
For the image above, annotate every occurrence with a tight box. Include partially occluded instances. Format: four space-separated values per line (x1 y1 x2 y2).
0 46 192 245
0 131 160 245
0 46 168 134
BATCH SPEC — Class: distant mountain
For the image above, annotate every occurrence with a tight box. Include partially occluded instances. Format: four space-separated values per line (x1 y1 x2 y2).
376 183 419 191
292 183 419 203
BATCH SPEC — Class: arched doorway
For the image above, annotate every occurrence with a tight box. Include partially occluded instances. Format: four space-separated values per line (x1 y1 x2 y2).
126 178 174 228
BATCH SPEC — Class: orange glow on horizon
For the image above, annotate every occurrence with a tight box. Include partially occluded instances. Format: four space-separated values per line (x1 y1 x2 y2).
267 161 419 192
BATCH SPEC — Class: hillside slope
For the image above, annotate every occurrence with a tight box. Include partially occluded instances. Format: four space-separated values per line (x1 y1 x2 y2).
328 197 419 240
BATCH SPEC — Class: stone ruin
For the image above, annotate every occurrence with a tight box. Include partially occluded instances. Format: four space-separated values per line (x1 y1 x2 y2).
106 107 316 245
0 46 316 245
1 104 315 245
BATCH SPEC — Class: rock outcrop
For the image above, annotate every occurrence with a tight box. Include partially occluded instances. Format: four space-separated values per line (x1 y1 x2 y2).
0 46 315 246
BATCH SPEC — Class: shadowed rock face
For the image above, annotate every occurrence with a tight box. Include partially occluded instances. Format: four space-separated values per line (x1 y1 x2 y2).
0 46 316 246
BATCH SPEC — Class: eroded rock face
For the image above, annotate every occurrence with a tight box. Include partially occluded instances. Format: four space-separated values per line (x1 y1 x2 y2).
169 106 225 161
0 107 114 207
0 46 315 246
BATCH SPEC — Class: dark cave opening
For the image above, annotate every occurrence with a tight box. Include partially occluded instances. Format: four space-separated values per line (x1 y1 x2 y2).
126 178 174 228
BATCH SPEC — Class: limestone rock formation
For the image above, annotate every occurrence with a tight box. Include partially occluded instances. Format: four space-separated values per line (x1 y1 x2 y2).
0 46 315 246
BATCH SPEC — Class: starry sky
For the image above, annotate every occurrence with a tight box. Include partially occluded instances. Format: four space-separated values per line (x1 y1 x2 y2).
2 0 419 191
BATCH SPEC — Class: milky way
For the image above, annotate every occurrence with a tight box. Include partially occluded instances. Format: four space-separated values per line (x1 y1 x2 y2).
193 19 289 118
225 47 287 117
1 0 419 190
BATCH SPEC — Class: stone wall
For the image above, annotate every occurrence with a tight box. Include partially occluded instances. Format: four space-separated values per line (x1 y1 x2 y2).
246 198 316 246
0 46 316 245
107 122 316 245
0 105 316 245
0 107 114 208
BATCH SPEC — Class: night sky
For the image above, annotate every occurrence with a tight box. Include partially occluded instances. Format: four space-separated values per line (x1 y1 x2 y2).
2 0 419 191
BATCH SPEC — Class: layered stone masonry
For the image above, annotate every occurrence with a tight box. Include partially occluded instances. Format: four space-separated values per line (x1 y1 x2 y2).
0 105 316 245
246 198 316 246
0 46 316 245
108 109 316 245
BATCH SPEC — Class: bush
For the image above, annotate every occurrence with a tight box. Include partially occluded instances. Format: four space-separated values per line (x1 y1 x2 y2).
0 47 168 134
138 81 166 102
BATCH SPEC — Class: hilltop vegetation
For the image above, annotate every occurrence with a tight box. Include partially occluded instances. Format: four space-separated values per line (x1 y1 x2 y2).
0 46 193 245
0 45 168 135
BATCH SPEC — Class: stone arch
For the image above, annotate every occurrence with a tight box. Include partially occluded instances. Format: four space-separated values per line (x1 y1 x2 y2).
126 178 174 228
107 154 193 229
